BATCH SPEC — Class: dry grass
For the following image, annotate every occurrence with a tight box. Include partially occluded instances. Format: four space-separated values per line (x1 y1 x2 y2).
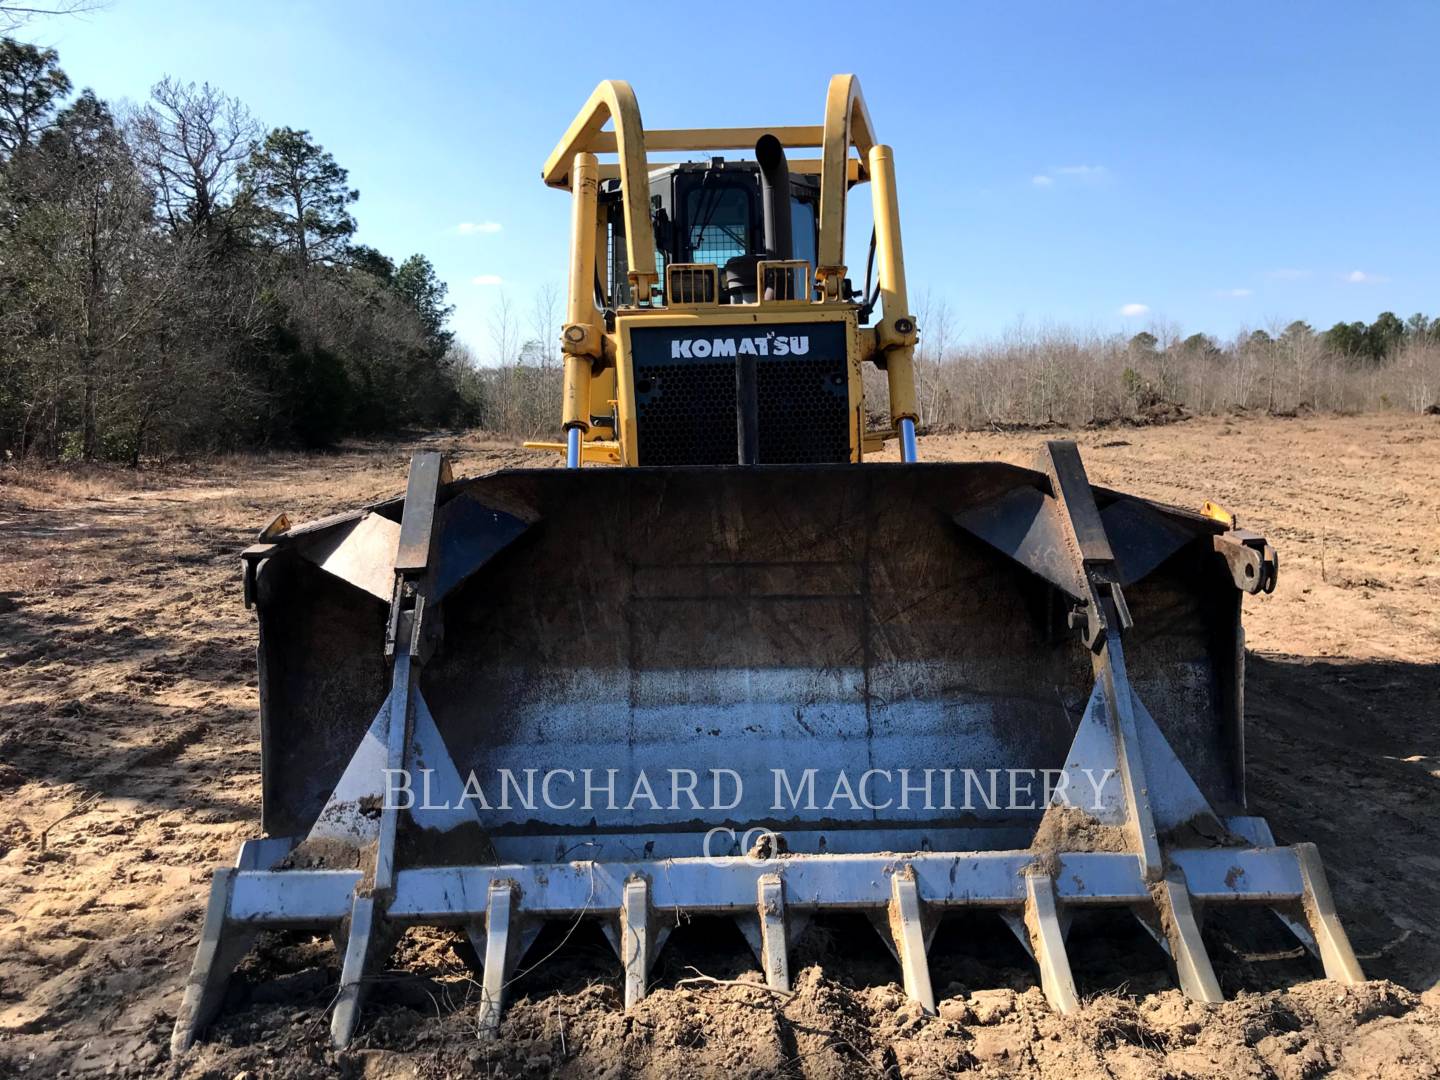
905 326 1440 431
0 463 165 509
450 325 1440 442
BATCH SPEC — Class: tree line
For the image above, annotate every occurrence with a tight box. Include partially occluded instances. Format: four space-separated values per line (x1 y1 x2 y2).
1162 311 1440 371
0 37 476 462
4 34 1434 461
893 302 1440 433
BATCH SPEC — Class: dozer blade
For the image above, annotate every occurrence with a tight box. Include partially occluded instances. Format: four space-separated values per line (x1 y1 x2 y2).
172 445 1362 1053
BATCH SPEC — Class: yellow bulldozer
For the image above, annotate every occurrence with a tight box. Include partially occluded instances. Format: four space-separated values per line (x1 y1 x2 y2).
171 76 1363 1055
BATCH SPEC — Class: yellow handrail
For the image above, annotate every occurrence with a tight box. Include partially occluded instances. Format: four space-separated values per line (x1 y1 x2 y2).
817 75 876 298
541 81 657 304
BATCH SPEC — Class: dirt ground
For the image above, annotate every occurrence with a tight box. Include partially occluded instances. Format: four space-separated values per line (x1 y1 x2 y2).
2 413 1438 1078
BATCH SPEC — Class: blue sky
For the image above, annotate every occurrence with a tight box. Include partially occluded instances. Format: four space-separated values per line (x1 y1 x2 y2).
20 1 1440 357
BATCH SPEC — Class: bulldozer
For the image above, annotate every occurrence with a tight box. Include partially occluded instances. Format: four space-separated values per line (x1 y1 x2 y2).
171 76 1364 1055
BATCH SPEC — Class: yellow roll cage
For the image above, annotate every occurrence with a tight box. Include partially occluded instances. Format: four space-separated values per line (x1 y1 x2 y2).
538 75 919 458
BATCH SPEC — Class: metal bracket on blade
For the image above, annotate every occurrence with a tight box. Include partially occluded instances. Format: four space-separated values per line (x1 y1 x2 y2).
1202 500 1278 595
240 543 276 610
239 514 293 609
1213 529 1278 595
1041 440 1132 651
385 452 452 664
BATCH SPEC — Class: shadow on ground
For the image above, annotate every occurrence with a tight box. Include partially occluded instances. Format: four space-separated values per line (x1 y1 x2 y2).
1246 652 1440 991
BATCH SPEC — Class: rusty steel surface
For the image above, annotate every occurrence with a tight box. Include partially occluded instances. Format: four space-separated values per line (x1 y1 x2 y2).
251 463 1241 846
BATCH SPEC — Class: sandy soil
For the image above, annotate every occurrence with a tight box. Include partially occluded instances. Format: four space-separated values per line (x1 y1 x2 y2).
1 414 1438 1078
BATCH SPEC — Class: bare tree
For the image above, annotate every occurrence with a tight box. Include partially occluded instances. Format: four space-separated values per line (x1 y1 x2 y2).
487 291 517 367
0 0 105 33
912 290 954 425
129 77 257 238
529 280 560 369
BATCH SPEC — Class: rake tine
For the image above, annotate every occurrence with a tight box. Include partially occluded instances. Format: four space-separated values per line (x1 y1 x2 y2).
620 877 652 1009
1024 872 1079 1014
758 875 791 992
889 872 936 1014
477 882 519 1038
331 893 385 1049
1158 868 1223 1002
1294 843 1364 983
170 869 255 1055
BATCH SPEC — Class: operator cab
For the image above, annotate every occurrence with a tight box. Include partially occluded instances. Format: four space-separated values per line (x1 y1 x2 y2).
599 156 820 307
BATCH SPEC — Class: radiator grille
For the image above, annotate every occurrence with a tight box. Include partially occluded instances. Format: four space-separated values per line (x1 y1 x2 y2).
757 358 850 464
634 362 737 466
629 323 850 467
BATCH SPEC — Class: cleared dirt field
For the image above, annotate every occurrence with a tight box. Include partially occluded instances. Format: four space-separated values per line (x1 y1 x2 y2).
1 413 1438 1078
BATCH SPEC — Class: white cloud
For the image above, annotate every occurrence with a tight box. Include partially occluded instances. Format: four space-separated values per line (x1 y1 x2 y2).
1218 288 1253 298
1119 303 1150 318
1345 269 1388 284
456 221 502 236
1267 268 1310 280
1031 165 1106 188
471 274 504 286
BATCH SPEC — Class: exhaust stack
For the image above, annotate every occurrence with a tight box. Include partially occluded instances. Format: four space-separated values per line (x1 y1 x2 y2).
755 133 793 262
